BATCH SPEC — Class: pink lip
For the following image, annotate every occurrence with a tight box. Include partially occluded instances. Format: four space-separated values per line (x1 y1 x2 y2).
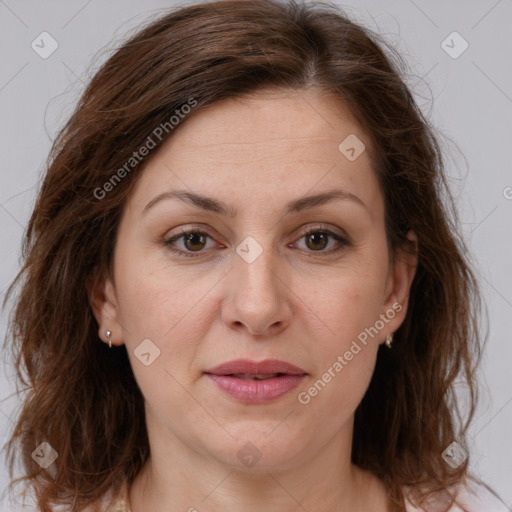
204 359 307 404
205 358 306 376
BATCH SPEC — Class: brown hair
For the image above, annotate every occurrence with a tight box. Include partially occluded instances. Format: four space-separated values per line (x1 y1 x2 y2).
2 1 491 510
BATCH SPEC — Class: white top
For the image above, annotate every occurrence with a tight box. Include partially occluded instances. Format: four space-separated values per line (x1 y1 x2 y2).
19 477 509 511
101 479 507 511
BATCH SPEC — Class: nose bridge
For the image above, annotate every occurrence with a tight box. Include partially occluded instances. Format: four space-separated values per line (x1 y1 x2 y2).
224 232 290 335
234 232 281 299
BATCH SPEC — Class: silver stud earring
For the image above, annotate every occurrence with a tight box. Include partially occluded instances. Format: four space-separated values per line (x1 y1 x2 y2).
385 333 393 349
106 330 112 349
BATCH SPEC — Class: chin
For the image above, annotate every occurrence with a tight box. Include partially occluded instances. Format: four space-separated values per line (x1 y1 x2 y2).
203 430 304 473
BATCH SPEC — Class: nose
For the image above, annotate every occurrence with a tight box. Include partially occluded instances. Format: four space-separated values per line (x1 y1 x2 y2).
221 243 292 337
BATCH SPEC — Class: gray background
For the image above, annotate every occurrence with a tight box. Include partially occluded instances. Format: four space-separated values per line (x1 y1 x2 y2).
0 0 511 510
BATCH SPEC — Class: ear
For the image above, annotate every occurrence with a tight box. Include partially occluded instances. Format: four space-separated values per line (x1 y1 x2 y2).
86 267 124 347
380 230 418 341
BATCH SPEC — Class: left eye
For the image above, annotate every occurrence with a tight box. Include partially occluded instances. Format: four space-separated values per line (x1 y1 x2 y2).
164 228 349 257
294 229 347 253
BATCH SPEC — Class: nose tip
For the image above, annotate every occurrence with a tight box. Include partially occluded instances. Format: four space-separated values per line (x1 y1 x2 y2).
223 247 291 337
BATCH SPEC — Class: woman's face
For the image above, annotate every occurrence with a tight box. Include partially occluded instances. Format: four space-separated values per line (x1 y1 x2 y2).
92 88 416 471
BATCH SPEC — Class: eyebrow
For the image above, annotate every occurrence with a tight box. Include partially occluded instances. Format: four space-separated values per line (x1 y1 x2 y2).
142 188 369 217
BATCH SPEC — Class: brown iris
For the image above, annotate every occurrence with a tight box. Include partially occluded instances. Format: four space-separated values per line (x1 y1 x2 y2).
305 232 329 251
184 233 207 251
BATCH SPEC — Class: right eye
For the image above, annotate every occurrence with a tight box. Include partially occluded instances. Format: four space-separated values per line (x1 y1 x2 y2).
163 228 222 257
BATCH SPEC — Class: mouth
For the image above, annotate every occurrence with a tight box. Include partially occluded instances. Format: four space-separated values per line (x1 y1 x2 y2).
205 358 307 377
224 373 287 380
204 359 307 404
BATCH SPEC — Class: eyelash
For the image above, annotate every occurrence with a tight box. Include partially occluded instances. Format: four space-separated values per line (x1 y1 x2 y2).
163 225 350 258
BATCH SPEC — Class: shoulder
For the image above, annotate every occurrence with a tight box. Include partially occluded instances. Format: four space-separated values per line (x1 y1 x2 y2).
403 478 507 512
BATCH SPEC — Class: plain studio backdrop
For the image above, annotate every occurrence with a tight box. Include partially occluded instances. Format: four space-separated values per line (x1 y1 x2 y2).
0 1 511 510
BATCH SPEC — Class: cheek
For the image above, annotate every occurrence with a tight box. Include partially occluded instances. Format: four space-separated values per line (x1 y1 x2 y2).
300 262 386 406
309 265 387 346
300 284 381 426
114 250 216 340
116 266 209 419
113 258 225 401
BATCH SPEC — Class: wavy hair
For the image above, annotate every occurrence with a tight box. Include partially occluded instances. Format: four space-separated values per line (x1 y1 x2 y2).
3 1 490 510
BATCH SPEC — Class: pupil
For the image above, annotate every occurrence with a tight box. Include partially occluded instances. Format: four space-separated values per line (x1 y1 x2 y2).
307 233 327 250
185 233 205 251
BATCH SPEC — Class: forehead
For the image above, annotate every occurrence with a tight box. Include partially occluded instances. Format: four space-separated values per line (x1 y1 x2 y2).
127 88 383 219
172 88 368 152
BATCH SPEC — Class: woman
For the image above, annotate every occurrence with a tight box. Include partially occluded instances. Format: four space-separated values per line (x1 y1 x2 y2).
3 1 504 511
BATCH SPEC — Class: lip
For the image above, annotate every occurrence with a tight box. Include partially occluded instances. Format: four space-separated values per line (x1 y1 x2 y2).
205 358 307 376
204 359 307 404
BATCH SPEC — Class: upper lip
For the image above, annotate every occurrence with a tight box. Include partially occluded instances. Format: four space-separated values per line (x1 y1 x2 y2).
205 359 307 376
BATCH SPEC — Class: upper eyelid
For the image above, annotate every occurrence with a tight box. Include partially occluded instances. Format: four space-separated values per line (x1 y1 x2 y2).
165 223 347 242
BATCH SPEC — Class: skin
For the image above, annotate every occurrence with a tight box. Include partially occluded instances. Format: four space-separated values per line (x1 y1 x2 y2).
89 88 417 512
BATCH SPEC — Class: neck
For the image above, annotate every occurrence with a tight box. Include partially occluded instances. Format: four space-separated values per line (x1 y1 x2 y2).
128 417 390 512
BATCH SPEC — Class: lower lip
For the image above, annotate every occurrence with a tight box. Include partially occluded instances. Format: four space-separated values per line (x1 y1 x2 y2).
206 374 306 404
